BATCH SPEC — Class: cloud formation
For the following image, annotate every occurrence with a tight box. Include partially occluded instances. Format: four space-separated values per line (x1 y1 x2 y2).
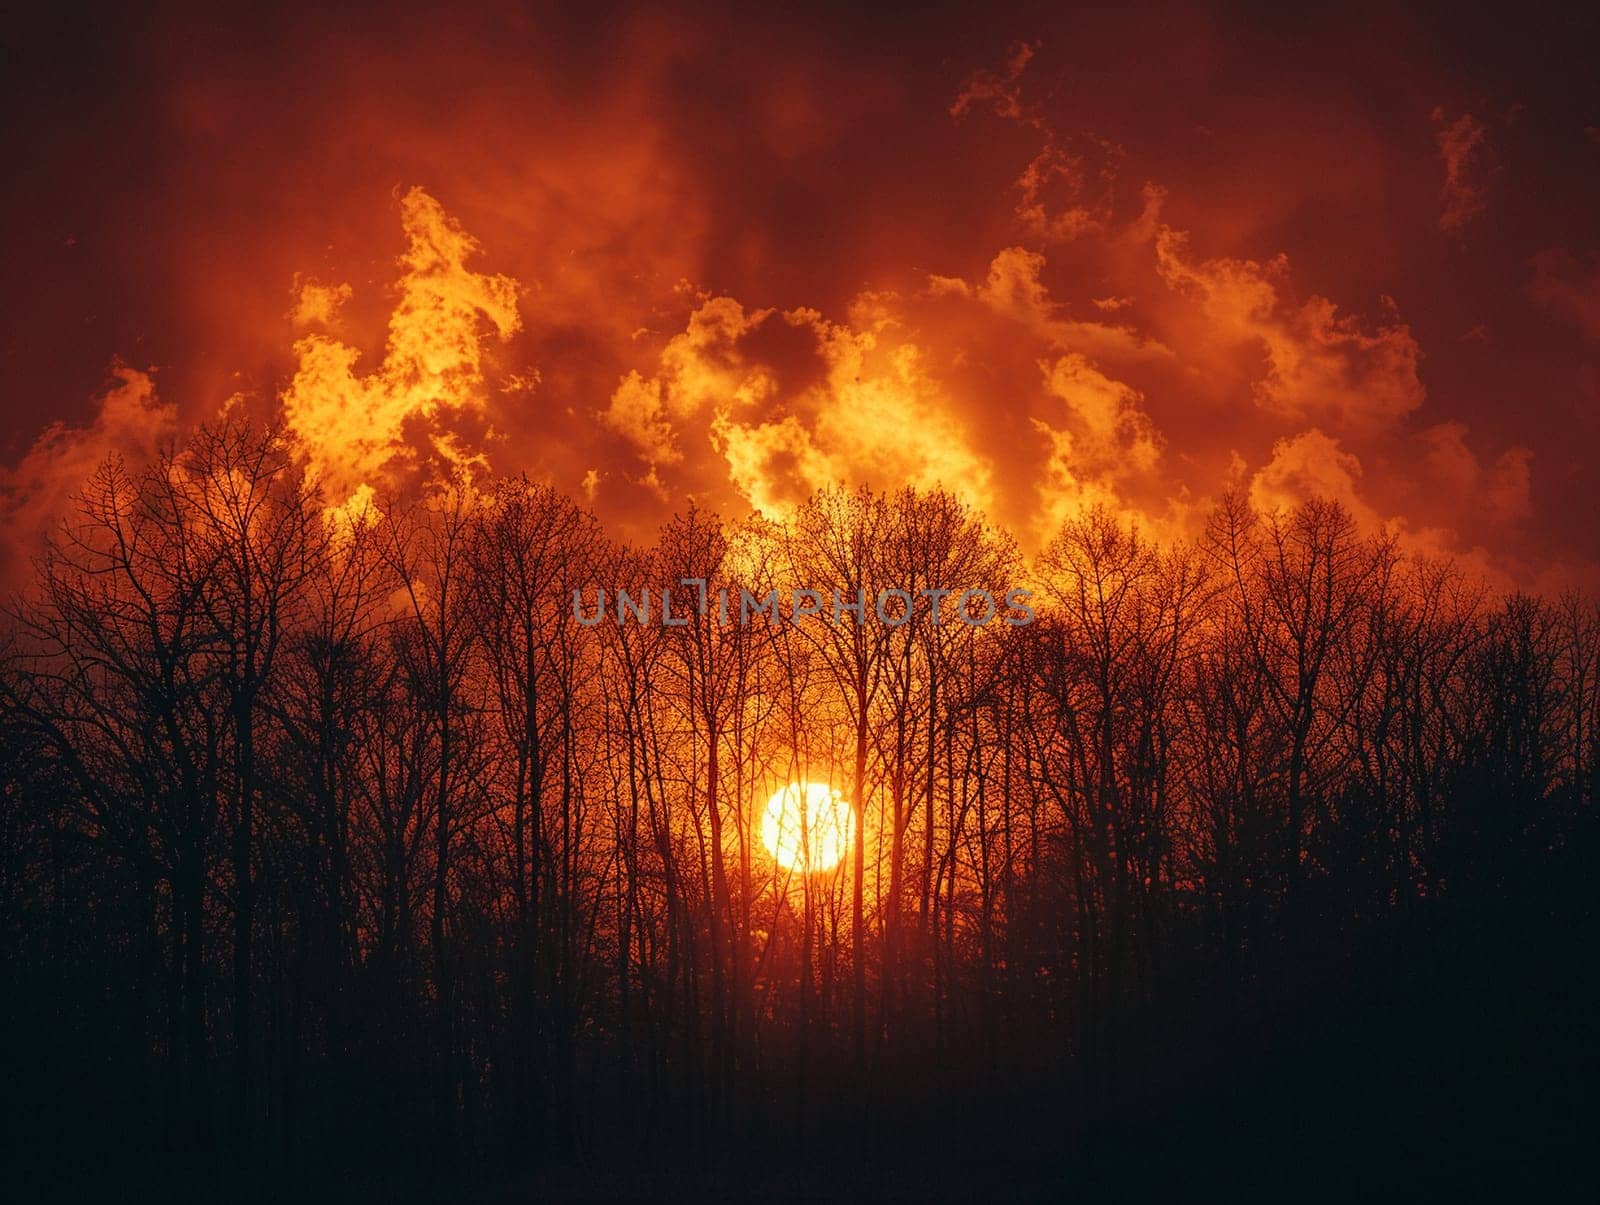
0 361 178 582
1433 108 1491 233
1 7 1594 587
281 187 522 516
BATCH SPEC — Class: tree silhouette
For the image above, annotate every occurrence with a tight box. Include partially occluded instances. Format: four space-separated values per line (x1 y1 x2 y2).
1 429 1594 1197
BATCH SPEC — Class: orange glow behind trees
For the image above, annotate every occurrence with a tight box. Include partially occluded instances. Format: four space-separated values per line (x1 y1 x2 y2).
1 7 1597 1194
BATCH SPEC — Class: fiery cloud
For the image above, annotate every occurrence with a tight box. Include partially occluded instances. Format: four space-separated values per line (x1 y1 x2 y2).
1155 229 1425 434
281 187 522 514
0 361 177 582
1 7 1596 587
601 296 776 477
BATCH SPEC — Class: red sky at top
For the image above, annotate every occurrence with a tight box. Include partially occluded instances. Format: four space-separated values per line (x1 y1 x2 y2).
1 0 1596 587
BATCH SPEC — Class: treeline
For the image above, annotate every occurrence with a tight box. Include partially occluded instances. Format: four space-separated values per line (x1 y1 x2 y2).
1 421 1595 1196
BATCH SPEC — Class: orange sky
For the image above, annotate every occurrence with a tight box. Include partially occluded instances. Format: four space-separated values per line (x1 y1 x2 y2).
2 1 1597 587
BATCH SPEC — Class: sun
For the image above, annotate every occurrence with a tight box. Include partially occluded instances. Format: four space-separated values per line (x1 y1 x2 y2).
760 781 853 873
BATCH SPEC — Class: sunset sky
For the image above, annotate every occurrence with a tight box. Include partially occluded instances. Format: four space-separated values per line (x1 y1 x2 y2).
3 1 1597 587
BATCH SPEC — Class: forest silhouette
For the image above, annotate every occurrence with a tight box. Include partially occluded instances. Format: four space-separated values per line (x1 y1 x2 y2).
1 421 1594 1199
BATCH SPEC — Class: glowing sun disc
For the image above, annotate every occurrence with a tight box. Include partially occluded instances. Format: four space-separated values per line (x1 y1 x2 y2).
761 782 852 873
